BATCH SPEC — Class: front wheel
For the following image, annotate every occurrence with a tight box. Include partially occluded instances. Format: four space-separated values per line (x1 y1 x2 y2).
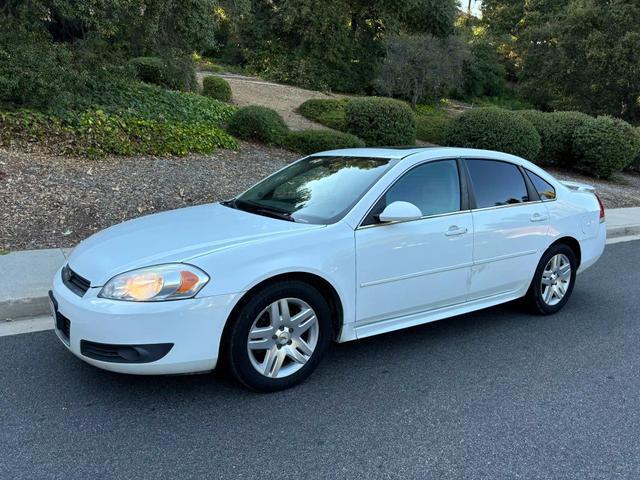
525 244 577 315
224 281 331 392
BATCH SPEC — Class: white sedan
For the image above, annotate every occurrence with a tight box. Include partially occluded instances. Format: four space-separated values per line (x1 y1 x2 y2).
50 147 606 391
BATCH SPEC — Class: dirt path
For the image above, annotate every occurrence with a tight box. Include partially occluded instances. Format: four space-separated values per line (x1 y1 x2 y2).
196 72 348 131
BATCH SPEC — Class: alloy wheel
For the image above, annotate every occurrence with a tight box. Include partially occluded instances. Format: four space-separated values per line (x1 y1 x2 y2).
246 298 319 378
540 253 572 306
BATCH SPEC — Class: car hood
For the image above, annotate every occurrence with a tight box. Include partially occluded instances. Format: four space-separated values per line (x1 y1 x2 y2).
67 203 323 286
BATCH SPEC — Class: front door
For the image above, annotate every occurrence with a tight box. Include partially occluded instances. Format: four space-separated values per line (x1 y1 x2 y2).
355 159 473 326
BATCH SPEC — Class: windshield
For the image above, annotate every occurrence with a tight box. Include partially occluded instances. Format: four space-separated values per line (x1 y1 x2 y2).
230 156 394 224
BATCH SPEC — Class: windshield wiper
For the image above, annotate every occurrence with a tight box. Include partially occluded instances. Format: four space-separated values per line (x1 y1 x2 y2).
232 199 296 222
253 207 296 222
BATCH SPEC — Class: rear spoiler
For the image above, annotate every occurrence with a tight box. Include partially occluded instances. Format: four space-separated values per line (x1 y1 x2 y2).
560 180 596 193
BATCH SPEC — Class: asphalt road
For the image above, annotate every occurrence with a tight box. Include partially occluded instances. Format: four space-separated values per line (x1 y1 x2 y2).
2 240 640 479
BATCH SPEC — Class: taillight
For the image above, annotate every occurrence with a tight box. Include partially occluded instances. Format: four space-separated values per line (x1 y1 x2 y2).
595 192 605 223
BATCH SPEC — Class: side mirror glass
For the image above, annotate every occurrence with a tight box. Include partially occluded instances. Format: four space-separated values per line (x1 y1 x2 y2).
378 201 423 223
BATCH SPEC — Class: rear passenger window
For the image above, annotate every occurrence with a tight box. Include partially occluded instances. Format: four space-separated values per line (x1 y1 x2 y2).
526 170 556 201
466 159 529 208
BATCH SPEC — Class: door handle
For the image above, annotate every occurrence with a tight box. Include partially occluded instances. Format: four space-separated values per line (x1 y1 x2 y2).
445 225 468 237
530 212 548 222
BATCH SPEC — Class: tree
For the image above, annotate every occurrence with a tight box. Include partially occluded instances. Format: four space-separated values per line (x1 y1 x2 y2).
217 0 459 92
482 0 640 122
375 34 467 108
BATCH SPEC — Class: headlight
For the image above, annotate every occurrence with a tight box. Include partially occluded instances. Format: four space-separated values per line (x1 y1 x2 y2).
99 264 209 302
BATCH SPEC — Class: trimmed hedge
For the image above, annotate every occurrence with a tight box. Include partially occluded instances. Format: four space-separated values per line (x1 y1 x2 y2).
546 111 592 167
572 116 639 178
202 76 232 102
298 98 348 131
517 110 558 165
345 97 416 146
416 114 453 145
445 107 541 159
283 129 364 155
227 106 288 144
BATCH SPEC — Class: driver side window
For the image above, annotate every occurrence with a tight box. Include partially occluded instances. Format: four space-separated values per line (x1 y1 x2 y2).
363 159 462 225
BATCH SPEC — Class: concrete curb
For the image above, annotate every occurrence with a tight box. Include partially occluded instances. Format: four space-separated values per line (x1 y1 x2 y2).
1 207 639 322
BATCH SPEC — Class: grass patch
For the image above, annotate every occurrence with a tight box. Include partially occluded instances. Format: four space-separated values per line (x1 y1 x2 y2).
415 105 453 145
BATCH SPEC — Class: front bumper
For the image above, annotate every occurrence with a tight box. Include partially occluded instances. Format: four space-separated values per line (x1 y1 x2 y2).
51 268 241 375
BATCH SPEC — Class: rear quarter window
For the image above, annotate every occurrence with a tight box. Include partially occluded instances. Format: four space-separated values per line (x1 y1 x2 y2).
526 170 556 201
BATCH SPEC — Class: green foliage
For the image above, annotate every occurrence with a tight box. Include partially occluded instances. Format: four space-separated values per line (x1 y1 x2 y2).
572 116 640 179
517 110 559 165
445 107 541 159
0 0 214 110
69 81 236 125
346 97 416 146
70 110 237 157
542 111 592 168
202 76 233 102
220 0 458 93
472 95 533 111
0 19 82 110
482 0 640 122
0 109 237 157
227 106 289 144
416 113 453 145
282 130 365 155
460 37 506 99
130 57 166 86
298 99 348 131
375 34 467 107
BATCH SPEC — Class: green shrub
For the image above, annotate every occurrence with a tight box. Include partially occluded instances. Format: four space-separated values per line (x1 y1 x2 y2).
572 116 639 178
227 106 288 144
345 97 416 146
416 113 453 145
0 22 82 111
129 54 197 92
283 129 364 155
130 57 166 85
202 76 232 102
517 110 560 165
298 99 348 131
546 111 593 168
445 107 541 159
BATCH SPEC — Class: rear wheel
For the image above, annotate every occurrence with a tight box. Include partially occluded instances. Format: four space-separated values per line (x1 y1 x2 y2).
224 281 331 392
525 244 577 315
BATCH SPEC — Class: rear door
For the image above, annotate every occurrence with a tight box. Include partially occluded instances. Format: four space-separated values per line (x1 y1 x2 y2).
464 159 549 300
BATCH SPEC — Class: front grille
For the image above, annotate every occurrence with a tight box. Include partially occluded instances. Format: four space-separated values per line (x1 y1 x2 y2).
61 265 91 297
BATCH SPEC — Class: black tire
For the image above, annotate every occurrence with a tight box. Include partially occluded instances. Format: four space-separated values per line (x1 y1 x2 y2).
224 280 332 392
525 243 578 315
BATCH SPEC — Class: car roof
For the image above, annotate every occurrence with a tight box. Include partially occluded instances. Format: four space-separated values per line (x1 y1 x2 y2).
310 146 528 164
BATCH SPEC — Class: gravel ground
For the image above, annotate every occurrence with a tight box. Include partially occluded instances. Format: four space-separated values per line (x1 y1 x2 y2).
196 72 348 130
547 167 640 209
0 143 297 251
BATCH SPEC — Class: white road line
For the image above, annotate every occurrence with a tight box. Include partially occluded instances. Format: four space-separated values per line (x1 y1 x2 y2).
0 315 53 337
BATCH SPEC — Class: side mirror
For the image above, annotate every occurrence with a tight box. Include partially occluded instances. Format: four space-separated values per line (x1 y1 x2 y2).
378 201 423 223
